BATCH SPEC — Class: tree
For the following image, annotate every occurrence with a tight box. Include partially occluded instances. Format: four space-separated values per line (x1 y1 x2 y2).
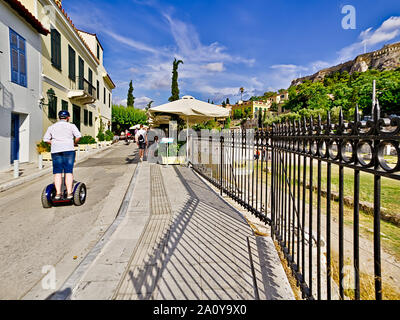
226 98 230 105
111 104 148 132
127 80 135 107
168 58 184 102
145 100 154 111
239 87 244 101
221 101 226 107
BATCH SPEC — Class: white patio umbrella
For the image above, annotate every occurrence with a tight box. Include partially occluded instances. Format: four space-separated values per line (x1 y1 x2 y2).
129 124 149 130
148 95 230 159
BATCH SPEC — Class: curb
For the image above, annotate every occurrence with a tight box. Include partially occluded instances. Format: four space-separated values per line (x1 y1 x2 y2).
0 144 117 193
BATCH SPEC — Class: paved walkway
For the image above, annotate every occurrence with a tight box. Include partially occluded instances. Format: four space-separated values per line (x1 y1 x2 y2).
60 160 294 300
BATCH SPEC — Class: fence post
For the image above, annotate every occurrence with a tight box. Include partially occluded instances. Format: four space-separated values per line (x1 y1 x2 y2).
220 135 224 196
38 154 43 170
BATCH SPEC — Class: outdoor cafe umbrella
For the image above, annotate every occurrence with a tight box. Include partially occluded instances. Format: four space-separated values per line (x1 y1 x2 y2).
148 95 230 159
129 124 149 130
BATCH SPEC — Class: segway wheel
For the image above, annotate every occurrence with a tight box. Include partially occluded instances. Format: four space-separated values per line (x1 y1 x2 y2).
73 183 87 206
41 187 53 208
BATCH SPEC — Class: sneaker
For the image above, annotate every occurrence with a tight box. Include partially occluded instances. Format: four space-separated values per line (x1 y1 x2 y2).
67 194 73 200
54 194 62 200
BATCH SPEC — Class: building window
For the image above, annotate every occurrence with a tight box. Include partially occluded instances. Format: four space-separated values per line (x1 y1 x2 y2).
9 29 27 87
96 80 99 100
88 68 93 95
51 28 61 70
68 45 76 81
89 111 93 127
103 87 106 104
61 100 68 112
78 56 84 90
84 109 88 126
48 96 58 119
97 44 100 60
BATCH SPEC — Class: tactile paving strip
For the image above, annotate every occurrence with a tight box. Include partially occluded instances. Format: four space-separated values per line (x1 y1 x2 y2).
114 165 173 300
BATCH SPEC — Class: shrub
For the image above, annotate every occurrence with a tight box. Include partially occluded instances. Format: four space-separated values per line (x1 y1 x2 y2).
97 132 105 142
105 130 114 141
78 135 96 144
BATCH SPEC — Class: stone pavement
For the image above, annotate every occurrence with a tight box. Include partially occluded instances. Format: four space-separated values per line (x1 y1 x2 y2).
61 159 294 300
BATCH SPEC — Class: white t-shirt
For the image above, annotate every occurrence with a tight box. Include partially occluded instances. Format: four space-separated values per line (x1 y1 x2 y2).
43 120 82 154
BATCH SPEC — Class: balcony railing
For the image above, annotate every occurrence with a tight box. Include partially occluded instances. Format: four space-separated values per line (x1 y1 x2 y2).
68 76 96 104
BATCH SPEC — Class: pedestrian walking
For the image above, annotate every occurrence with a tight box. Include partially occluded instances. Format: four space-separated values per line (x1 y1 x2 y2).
135 124 148 162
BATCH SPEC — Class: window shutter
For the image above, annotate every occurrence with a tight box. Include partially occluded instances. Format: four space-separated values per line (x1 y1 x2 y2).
51 29 61 70
89 111 93 126
9 29 27 87
62 100 68 112
68 46 76 81
49 96 57 119
84 109 88 126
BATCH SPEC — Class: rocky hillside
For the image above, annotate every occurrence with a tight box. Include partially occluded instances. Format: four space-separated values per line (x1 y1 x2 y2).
291 42 400 86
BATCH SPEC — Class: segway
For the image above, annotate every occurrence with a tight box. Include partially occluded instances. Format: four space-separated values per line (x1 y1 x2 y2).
41 176 87 208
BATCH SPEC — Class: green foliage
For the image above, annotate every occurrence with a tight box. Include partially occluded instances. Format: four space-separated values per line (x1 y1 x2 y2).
112 104 148 132
282 69 400 117
78 135 96 144
105 130 114 141
224 117 231 129
168 58 184 102
127 80 135 107
97 132 105 141
192 119 220 131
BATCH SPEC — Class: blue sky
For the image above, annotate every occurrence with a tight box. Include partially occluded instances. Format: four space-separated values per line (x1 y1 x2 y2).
62 0 400 108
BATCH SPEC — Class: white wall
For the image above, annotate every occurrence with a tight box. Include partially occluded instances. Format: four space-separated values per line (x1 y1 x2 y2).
0 1 43 170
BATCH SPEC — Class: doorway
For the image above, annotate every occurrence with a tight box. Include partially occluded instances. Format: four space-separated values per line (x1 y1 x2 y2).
10 113 20 163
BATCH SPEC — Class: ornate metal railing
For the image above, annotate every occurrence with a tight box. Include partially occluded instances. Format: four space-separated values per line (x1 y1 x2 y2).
189 103 400 300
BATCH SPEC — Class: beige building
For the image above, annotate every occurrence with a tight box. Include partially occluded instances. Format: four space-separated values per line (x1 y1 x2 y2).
20 0 115 139
231 100 271 119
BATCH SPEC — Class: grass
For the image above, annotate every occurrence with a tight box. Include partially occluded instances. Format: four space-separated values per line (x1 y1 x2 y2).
232 161 400 299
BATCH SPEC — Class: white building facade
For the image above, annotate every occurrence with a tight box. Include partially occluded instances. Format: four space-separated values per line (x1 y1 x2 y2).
0 0 49 171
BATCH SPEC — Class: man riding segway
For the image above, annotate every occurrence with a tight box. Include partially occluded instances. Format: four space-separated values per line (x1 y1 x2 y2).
41 110 86 207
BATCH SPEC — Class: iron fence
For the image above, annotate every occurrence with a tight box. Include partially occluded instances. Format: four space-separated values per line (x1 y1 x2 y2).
189 104 400 300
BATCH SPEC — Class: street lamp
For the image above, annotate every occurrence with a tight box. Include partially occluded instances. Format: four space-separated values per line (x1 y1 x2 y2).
39 88 56 108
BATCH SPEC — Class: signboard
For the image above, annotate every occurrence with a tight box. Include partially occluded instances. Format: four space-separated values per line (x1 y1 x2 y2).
161 138 174 144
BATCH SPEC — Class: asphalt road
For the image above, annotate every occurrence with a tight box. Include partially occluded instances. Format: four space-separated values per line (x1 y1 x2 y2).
0 143 138 300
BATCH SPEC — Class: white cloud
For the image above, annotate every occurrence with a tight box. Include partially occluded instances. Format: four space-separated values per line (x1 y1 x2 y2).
201 62 225 72
135 96 154 109
103 30 161 55
113 96 127 106
338 16 400 62
163 13 255 66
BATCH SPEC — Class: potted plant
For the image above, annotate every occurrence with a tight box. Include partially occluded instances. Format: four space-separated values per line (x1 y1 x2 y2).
36 141 51 160
159 143 186 165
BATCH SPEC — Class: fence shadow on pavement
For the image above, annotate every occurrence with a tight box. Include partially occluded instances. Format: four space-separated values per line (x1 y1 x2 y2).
117 165 262 300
